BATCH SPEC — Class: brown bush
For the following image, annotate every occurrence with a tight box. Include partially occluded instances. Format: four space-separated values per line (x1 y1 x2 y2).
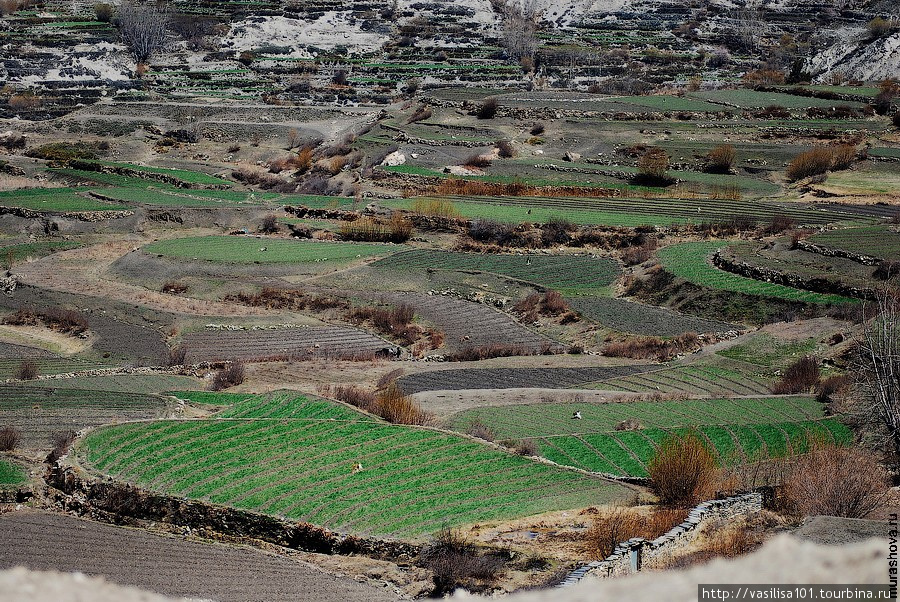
873 260 900 281
512 438 538 456
373 384 434 426
210 360 245 391
602 332 700 362
228 288 347 312
463 153 492 169
615 418 643 431
410 198 460 219
477 97 498 119
447 343 553 362
771 356 820 394
781 443 888 518
764 214 796 235
622 239 657 266
815 374 851 404
635 147 671 184
376 368 404 390
530 123 545 136
167 345 187 367
786 147 834 182
584 507 687 559
496 139 516 158
419 527 505 596
260 214 280 234
15 360 38 380
3 307 88 335
349 303 418 345
512 292 540 321
540 290 569 316
161 280 188 294
332 385 376 411
407 104 432 124
647 432 718 507
705 144 736 174
339 214 412 243
0 426 20 451
466 419 496 442
830 144 857 170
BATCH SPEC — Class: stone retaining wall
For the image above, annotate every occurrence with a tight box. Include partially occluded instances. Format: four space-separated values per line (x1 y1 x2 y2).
44 464 421 563
795 240 882 266
560 492 764 586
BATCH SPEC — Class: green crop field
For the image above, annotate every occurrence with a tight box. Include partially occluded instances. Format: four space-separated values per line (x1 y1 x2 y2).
386 194 849 228
567 297 734 336
809 226 900 260
717 334 818 368
538 419 851 477
658 242 853 304
97 162 232 186
79 394 630 538
143 236 402 265
369 249 620 295
448 396 824 439
0 459 26 486
0 240 80 266
0 188 127 212
690 90 865 109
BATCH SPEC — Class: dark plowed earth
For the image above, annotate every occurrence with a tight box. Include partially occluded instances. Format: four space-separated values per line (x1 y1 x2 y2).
0 285 169 364
0 341 55 359
0 511 399 602
181 326 394 362
353 291 560 353
397 365 653 394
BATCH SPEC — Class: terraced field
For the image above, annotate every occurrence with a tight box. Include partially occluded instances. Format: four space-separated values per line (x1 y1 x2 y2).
79 397 631 538
0 188 127 212
397 364 654 394
538 419 851 477
567 297 736 336
0 356 119 380
22 375 201 394
95 162 233 186
0 459 26 486
212 391 374 421
387 194 848 228
144 236 401 265
808 226 900 261
448 396 825 439
0 511 398 602
181 326 393 362
0 240 81 266
371 291 559 353
658 242 853 304
0 385 170 449
368 250 620 295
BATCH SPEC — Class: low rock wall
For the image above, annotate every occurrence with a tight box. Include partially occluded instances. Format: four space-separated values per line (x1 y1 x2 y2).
560 492 763 586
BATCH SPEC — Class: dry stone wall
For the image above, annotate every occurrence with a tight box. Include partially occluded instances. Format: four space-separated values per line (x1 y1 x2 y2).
560 492 764 586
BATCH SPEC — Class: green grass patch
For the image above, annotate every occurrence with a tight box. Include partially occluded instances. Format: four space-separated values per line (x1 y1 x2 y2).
0 459 26 486
0 188 127 212
143 236 402 265
658 241 853 304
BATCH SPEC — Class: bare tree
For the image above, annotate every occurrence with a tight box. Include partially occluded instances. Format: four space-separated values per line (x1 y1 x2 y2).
501 1 539 63
858 290 900 460
117 2 170 64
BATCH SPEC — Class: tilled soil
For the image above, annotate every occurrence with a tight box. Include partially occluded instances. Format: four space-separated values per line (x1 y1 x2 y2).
396 364 654 394
181 326 395 362
0 511 401 602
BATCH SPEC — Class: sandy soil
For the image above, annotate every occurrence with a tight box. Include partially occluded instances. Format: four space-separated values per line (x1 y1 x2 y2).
15 241 269 318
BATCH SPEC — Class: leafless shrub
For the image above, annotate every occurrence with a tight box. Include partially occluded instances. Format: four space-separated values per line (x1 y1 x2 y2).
622 239 658 266
0 426 20 451
771 356 820 394
648 432 718 507
507 438 538 456
332 385 376 411
167 345 187 367
540 290 569 316
161 280 188 294
477 97 498 119
815 374 851 404
373 384 434 426
447 343 551 362
348 303 419 345
4 307 88 335
466 419 496 442
603 333 700 362
463 153 492 169
781 442 888 518
705 144 736 174
530 123 545 136
635 147 671 185
14 360 38 380
376 368 404 390
46 430 77 464
584 507 686 559
873 261 900 281
210 360 245 391
420 527 506 596
764 214 796 235
407 104 432 124
339 215 412 243
117 2 170 64
260 214 280 234
615 418 643 431
496 139 516 158
786 147 834 182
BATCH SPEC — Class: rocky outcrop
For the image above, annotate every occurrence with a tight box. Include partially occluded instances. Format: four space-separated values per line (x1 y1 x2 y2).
0 206 133 221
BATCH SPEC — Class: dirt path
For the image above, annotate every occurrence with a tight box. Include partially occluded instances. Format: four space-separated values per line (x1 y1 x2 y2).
0 510 402 602
15 242 269 318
